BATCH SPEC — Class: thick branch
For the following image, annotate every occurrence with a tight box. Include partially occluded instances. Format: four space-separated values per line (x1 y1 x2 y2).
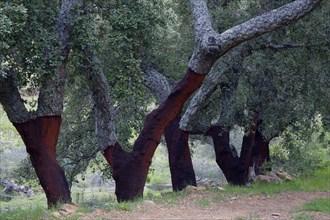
188 0 322 74
37 0 80 117
181 45 252 132
0 75 32 123
219 0 321 55
142 68 171 103
82 48 117 151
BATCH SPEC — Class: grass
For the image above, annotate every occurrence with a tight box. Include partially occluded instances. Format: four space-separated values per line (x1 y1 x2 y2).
0 167 329 219
196 198 211 207
299 198 330 213
0 205 48 220
220 167 330 197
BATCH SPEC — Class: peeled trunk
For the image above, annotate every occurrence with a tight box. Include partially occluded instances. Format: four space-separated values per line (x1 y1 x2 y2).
206 126 246 185
164 114 196 191
252 129 271 175
206 113 259 185
14 116 71 207
103 69 205 201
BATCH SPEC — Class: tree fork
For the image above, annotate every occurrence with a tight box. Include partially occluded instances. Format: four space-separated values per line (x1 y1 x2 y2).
103 69 205 201
14 116 71 207
206 113 259 185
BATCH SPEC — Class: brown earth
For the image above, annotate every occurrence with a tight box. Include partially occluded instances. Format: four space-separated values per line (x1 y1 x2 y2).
57 190 330 220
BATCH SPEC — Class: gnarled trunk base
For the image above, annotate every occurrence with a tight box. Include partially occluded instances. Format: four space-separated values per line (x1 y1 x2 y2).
14 116 71 207
103 143 154 202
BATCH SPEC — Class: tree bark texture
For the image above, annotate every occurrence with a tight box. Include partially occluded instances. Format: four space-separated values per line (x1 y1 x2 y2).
13 116 71 207
164 114 197 191
103 69 205 201
143 69 196 191
206 113 259 185
252 129 271 175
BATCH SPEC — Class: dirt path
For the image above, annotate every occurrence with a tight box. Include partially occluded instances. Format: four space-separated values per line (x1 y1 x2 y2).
72 191 329 220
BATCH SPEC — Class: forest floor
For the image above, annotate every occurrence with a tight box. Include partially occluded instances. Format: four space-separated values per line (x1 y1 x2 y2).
57 190 330 220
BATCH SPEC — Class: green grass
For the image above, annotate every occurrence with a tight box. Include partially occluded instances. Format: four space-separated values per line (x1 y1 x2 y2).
196 198 211 207
1 167 329 219
221 167 330 197
292 213 313 220
299 198 330 213
0 205 48 220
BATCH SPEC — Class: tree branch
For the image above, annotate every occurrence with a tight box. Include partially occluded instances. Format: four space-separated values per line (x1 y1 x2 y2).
0 74 32 123
142 68 171 103
37 0 81 117
81 47 118 151
188 0 322 74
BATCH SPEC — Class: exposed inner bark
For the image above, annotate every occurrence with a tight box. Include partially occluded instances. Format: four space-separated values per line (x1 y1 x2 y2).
206 113 259 185
252 128 271 175
164 114 197 191
103 69 205 201
142 68 196 191
14 116 71 207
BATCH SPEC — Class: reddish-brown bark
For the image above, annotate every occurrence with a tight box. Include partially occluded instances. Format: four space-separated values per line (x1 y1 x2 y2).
206 113 259 185
252 128 271 175
13 116 71 207
164 114 196 191
103 69 205 201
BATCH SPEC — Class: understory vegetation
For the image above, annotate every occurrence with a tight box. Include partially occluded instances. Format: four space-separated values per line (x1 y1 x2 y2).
0 166 329 220
1 106 330 219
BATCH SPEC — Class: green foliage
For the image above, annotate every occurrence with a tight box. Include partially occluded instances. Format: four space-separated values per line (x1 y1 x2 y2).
0 1 60 90
12 158 39 187
271 119 330 175
299 198 330 213
0 106 23 149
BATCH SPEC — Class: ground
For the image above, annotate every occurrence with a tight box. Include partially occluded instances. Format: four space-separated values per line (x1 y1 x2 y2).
59 191 329 220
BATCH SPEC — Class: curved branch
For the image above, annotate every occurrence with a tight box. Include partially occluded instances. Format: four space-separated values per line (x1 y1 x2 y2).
81 48 118 151
142 68 171 103
188 0 322 74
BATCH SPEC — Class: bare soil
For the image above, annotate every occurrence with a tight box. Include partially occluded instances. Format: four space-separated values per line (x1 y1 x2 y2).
60 191 330 220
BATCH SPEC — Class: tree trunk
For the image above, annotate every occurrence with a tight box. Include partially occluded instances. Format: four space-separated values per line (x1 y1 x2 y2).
142 68 196 191
252 129 271 175
206 113 259 185
103 69 205 201
164 114 196 191
14 116 71 207
206 126 246 185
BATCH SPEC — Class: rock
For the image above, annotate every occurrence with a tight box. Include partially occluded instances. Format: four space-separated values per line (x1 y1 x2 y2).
257 172 283 184
184 185 198 192
271 212 281 217
268 172 283 184
276 171 293 181
217 186 225 191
